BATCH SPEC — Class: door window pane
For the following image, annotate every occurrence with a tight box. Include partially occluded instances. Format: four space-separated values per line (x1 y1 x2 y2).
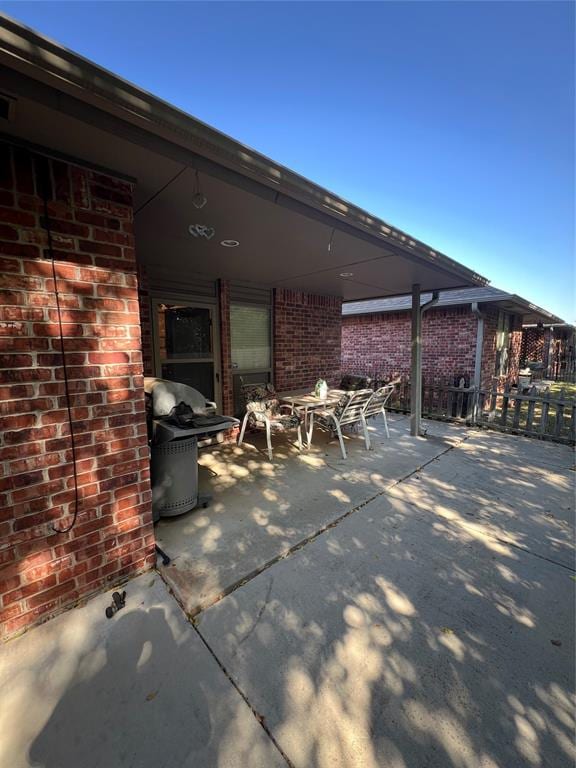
159 304 212 359
155 301 216 401
231 305 271 370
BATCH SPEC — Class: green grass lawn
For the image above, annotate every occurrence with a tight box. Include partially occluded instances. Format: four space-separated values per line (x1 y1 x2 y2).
547 381 576 401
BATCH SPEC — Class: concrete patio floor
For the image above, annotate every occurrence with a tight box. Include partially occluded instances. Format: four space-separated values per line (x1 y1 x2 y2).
1 417 574 768
0 574 285 768
155 414 470 615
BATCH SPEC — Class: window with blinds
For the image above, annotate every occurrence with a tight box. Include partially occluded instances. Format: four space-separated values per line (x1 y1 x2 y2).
230 304 271 371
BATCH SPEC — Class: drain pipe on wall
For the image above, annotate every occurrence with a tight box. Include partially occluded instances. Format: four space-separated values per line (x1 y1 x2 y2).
410 286 440 437
471 301 485 423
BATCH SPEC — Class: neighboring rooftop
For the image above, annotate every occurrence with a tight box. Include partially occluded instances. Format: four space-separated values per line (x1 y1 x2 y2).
342 286 564 325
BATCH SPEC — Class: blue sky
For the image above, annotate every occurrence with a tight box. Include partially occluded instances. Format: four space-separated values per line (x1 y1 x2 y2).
2 1 574 321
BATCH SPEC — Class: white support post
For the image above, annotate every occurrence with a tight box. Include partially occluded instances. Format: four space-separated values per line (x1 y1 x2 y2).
471 302 485 424
410 283 422 436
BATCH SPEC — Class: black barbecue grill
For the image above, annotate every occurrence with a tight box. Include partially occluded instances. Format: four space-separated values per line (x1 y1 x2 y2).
145 378 239 522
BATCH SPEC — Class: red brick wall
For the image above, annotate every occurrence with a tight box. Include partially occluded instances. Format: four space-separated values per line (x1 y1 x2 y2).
342 306 478 385
274 289 342 391
342 304 523 390
218 280 234 415
0 143 154 640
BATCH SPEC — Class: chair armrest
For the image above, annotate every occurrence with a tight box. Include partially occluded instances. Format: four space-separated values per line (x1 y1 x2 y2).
278 404 294 413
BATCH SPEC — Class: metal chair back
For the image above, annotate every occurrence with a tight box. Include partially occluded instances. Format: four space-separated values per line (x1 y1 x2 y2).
363 384 395 418
338 389 374 426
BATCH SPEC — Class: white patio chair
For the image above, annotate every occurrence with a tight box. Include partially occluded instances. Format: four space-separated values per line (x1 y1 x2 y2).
312 389 373 459
362 383 396 448
237 382 303 461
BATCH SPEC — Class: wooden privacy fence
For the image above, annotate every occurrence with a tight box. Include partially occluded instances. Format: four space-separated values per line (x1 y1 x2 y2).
382 378 575 444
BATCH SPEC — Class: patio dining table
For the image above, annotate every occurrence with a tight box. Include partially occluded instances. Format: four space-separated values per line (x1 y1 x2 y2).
279 389 345 447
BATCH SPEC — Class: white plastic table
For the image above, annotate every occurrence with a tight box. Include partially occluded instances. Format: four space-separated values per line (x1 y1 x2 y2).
279 389 345 447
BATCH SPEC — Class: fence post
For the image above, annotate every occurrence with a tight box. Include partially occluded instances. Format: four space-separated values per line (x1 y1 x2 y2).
410 283 422 436
488 384 498 421
540 398 550 436
471 385 479 425
456 377 465 419
512 394 522 430
500 385 510 426
526 398 536 433
554 403 564 440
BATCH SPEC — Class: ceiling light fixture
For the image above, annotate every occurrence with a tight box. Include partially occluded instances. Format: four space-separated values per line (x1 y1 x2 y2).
192 169 207 210
220 239 240 248
339 272 354 278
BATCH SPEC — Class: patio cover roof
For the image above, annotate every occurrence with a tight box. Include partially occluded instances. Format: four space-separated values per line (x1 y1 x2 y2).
343 286 564 325
0 15 489 301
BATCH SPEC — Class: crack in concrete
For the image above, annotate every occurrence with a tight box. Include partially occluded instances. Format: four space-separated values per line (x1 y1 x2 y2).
238 576 274 648
158 426 572 768
190 618 294 768
175 434 467 619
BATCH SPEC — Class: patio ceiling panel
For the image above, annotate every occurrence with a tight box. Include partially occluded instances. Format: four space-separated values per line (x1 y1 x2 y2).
0 15 489 300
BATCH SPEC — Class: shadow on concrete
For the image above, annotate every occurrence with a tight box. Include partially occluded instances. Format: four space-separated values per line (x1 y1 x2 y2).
197 476 575 768
154 414 466 615
0 577 283 768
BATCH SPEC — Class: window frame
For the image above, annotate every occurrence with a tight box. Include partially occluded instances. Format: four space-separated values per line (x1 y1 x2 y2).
230 300 274 379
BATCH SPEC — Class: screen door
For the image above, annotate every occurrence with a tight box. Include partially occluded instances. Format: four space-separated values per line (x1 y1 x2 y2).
153 299 220 403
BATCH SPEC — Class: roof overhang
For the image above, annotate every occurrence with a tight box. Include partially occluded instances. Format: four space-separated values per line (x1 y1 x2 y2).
0 14 489 300
343 288 563 324
501 295 564 325
523 322 574 331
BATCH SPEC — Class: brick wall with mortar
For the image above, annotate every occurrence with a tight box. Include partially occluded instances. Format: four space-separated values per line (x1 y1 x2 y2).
342 304 522 390
342 306 478 385
0 143 154 640
274 289 342 392
218 280 234 416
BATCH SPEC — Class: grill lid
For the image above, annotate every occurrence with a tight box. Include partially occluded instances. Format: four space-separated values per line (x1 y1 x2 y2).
144 377 213 418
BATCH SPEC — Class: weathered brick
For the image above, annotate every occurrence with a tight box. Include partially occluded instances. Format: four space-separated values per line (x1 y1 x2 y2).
274 288 342 392
0 145 152 641
342 303 522 389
